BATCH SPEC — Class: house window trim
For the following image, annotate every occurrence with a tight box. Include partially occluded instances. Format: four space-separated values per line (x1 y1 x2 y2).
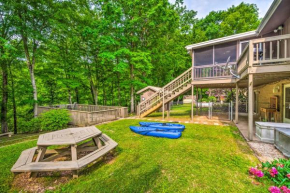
239 40 249 56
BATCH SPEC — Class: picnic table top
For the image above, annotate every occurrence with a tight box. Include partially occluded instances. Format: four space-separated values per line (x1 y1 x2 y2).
37 126 101 146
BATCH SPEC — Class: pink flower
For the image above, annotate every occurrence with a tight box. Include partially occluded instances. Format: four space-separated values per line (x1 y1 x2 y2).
281 186 290 193
255 170 264 177
277 163 284 168
269 186 281 193
287 174 290 179
270 167 278 177
249 167 264 178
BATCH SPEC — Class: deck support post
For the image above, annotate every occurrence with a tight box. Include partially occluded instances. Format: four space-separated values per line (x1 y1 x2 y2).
191 84 194 121
167 103 170 118
199 88 202 115
162 88 165 120
248 40 254 141
196 87 199 115
235 83 239 124
248 74 254 140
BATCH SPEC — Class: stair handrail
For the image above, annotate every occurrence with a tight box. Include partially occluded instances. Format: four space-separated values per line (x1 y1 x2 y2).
138 67 192 107
163 67 192 89
138 67 192 115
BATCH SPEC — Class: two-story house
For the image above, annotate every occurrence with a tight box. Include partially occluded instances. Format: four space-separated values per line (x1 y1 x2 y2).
137 0 290 141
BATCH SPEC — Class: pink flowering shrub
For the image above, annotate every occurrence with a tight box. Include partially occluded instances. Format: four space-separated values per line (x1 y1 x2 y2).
269 186 281 193
281 186 290 193
249 167 264 177
270 167 278 177
250 159 290 192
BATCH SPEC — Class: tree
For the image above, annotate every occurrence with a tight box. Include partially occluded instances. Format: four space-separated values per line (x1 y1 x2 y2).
15 0 53 117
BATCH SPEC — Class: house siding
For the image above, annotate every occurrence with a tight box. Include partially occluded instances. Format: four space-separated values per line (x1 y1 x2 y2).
255 79 290 122
283 17 290 35
140 89 155 102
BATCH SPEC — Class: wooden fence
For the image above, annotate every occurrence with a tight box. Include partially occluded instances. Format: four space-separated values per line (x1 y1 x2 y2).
37 104 128 126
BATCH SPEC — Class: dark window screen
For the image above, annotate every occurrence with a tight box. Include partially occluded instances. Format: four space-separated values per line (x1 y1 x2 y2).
240 42 249 54
194 46 213 66
214 41 237 64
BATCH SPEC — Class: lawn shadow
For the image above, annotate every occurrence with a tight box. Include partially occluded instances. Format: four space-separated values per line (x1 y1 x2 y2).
229 126 258 158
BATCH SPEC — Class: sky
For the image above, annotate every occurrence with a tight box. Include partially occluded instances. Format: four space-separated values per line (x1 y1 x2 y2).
169 0 273 19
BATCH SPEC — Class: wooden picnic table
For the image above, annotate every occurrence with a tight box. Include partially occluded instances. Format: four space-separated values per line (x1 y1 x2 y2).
11 126 118 178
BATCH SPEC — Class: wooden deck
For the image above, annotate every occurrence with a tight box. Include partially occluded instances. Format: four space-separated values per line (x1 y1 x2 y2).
11 127 118 178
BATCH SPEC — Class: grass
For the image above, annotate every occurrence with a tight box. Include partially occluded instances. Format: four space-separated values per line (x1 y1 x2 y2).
0 132 47 147
148 103 209 119
0 119 272 192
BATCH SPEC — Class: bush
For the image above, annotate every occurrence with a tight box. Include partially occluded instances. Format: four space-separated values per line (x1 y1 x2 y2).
39 109 71 131
19 117 41 133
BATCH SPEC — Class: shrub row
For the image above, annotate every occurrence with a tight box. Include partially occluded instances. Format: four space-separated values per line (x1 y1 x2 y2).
21 109 71 133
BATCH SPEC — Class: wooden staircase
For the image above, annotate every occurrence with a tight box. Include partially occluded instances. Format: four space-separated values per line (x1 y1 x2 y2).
137 67 192 118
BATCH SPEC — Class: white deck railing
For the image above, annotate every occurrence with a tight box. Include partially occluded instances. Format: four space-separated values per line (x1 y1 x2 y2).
237 34 290 73
194 63 236 79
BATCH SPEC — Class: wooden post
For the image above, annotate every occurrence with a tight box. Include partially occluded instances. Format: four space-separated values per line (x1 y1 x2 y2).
191 84 194 121
200 88 202 115
162 88 165 120
191 49 195 121
31 146 47 177
71 145 77 161
71 144 78 178
35 146 47 162
196 87 199 115
248 74 254 140
235 83 239 124
248 40 254 141
167 103 170 118
93 137 102 148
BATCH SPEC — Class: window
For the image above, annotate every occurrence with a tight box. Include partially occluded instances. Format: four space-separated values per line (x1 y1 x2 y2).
194 46 213 66
214 41 237 64
240 41 249 55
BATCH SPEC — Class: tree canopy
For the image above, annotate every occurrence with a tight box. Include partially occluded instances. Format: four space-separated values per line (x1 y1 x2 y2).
0 0 260 133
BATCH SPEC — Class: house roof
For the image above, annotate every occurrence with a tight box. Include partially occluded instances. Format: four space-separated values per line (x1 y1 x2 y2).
136 86 161 94
185 31 257 51
256 0 282 35
256 0 290 35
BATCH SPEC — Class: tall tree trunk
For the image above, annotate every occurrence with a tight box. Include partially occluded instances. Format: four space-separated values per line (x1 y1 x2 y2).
130 63 134 113
1 61 8 133
28 65 38 117
103 85 106 105
75 87 79 104
9 66 17 134
90 80 97 105
22 36 38 117
111 81 114 105
117 73 121 106
68 89 72 104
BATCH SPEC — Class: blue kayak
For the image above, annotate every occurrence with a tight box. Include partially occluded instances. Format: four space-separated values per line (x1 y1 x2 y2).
139 122 185 131
130 126 182 139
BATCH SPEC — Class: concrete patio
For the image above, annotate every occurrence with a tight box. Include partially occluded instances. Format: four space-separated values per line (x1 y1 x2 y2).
235 114 285 162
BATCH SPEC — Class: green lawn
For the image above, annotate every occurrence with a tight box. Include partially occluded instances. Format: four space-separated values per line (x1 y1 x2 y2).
0 119 271 192
148 104 209 119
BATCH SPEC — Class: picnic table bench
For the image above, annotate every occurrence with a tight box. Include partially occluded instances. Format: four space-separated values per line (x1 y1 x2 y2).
0 132 14 137
11 126 118 178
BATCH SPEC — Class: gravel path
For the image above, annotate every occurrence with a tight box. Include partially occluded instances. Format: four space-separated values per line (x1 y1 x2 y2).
248 142 286 162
